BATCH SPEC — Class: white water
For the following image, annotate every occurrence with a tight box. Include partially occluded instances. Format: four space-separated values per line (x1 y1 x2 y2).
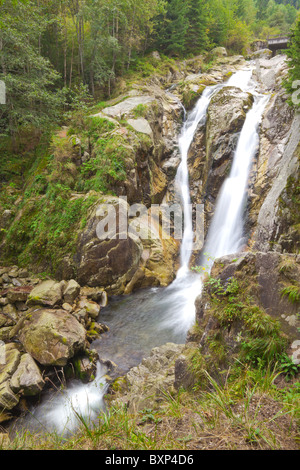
201 72 269 270
12 68 269 438
175 84 222 277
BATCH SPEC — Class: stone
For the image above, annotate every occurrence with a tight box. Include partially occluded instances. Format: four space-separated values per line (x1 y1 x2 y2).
7 285 33 303
63 279 80 304
127 118 153 136
0 381 19 411
10 353 45 396
211 46 227 57
73 308 89 324
78 299 100 319
250 49 272 60
18 309 86 366
27 280 65 307
0 327 13 342
101 95 155 119
18 269 29 278
2 273 10 284
2 304 18 323
0 344 21 411
0 343 21 386
62 302 73 313
111 343 184 412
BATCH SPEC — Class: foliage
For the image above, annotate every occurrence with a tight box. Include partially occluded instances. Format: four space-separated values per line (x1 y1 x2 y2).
205 276 288 366
285 16 300 108
280 284 300 303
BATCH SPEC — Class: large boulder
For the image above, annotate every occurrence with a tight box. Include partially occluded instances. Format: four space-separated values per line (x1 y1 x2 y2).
250 49 272 60
75 197 144 293
18 309 86 366
74 196 178 294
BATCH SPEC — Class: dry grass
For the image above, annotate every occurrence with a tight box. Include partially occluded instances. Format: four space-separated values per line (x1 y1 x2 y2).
2 372 299 451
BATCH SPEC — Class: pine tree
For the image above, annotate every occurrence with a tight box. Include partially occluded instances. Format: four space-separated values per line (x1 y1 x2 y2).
0 0 61 145
155 0 188 56
185 0 209 54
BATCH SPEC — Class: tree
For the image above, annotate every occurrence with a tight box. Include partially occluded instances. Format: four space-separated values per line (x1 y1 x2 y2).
0 0 62 147
155 0 188 56
185 0 209 54
285 17 300 108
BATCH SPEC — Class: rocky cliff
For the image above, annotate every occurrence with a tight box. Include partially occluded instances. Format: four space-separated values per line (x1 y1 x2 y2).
0 51 299 425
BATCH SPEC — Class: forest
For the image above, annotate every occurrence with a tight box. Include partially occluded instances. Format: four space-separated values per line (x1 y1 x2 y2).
0 0 299 147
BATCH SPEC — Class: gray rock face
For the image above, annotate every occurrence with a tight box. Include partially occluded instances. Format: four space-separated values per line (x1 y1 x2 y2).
210 251 300 343
102 95 155 119
10 353 44 396
111 343 184 412
250 101 300 252
127 118 153 136
63 279 81 305
188 85 254 228
27 280 65 307
0 344 21 411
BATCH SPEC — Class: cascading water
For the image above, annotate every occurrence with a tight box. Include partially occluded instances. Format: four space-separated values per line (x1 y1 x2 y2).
200 72 269 271
11 67 269 437
175 84 223 277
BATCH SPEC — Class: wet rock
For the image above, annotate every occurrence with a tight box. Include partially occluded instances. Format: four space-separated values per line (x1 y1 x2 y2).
188 85 254 225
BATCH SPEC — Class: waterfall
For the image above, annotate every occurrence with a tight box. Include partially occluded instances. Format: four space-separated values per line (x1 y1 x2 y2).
13 67 269 437
162 67 269 332
175 85 223 277
200 79 269 271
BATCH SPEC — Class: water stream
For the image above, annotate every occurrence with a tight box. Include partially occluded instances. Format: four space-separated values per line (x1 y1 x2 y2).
10 67 269 438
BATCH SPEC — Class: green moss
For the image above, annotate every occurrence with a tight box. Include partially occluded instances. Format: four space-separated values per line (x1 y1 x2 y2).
132 104 148 118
